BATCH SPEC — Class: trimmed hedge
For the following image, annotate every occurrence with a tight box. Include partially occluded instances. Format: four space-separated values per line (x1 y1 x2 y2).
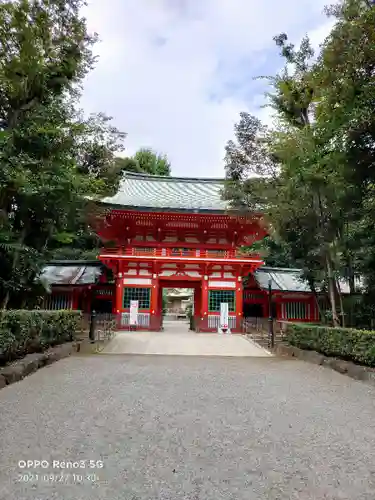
0 310 82 366
286 323 375 367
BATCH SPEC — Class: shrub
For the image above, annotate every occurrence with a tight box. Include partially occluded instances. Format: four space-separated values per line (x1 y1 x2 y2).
285 323 375 367
0 310 82 366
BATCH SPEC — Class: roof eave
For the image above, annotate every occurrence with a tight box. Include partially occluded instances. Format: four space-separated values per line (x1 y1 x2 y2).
97 202 229 214
46 260 102 266
97 202 264 217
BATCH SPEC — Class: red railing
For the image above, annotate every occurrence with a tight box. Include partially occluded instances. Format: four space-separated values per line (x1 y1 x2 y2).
101 247 262 260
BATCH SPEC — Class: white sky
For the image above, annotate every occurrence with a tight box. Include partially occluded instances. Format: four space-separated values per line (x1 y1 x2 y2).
81 0 335 177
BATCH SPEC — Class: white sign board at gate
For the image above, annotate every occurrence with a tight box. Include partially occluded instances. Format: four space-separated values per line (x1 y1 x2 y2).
129 300 139 326
220 302 229 330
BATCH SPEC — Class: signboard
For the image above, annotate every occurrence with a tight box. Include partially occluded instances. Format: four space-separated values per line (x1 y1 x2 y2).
220 302 229 330
129 300 139 326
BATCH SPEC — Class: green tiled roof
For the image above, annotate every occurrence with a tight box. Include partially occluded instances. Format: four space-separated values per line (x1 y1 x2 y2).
101 172 228 212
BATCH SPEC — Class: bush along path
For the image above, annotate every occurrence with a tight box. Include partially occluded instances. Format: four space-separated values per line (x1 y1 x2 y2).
0 310 82 389
277 323 375 386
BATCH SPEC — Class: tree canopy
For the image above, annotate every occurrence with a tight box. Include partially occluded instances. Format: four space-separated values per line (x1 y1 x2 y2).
0 0 175 305
224 0 375 327
0 0 128 307
115 148 171 177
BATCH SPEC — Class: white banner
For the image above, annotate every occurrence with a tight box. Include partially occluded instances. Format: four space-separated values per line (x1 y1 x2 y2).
129 300 139 326
220 302 229 329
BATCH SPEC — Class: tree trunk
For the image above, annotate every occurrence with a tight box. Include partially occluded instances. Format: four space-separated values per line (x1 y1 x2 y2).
2 291 10 311
307 277 323 321
2 229 27 310
325 253 340 327
336 278 345 327
346 253 355 327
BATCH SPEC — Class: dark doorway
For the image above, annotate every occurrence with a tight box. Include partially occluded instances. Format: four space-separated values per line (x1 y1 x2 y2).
77 295 84 311
92 299 113 314
243 303 264 318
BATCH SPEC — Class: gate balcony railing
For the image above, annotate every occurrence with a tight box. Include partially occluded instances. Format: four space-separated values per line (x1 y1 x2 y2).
101 247 262 260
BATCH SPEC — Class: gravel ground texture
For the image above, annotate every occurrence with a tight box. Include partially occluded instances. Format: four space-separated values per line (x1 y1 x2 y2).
0 354 375 500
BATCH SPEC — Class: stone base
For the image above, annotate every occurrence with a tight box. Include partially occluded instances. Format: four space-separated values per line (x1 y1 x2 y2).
0 342 80 390
275 343 375 386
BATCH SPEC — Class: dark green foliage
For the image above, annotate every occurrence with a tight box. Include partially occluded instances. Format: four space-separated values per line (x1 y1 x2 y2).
224 0 375 328
0 309 81 365
0 0 127 304
286 322 375 367
246 236 292 268
0 1 173 302
51 148 172 261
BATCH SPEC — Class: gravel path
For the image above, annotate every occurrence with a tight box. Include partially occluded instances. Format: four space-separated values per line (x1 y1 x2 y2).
0 354 375 500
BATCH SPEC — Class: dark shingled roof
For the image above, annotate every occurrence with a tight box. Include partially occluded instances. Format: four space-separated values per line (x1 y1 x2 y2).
40 261 362 294
254 267 310 293
100 172 228 212
40 262 102 286
254 267 363 294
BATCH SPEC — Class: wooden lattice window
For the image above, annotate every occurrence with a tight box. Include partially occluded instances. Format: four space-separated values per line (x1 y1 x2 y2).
208 290 235 312
123 288 151 309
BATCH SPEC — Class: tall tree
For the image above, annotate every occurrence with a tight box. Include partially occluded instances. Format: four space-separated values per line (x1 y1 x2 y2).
225 0 375 326
115 148 171 177
134 148 171 176
0 0 126 307
224 33 345 324
315 0 375 287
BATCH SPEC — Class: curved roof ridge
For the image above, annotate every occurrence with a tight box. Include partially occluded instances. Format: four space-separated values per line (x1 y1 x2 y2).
101 171 229 212
257 266 303 273
123 171 225 183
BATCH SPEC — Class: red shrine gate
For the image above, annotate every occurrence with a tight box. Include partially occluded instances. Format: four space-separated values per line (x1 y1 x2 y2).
94 173 267 332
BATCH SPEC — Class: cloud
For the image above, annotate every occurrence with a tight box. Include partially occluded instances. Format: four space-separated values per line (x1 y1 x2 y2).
81 0 334 177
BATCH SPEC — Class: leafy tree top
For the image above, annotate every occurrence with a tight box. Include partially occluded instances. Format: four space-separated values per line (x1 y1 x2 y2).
115 148 171 177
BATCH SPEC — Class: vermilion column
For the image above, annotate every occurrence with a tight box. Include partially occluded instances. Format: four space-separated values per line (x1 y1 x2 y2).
235 277 244 332
150 275 159 329
72 289 79 310
115 276 123 314
201 277 209 330
150 278 159 313
115 274 123 329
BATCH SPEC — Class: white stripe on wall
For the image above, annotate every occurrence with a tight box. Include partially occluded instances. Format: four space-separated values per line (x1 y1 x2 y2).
208 281 235 288
123 278 152 285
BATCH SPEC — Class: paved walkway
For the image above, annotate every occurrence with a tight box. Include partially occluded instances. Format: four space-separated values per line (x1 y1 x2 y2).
102 331 271 357
1 355 375 499
162 320 191 334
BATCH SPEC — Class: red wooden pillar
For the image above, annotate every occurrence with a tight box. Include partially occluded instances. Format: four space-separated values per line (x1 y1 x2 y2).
235 277 243 332
276 300 282 321
114 277 123 313
72 289 79 310
150 277 159 313
150 275 159 330
201 276 209 330
114 274 123 328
